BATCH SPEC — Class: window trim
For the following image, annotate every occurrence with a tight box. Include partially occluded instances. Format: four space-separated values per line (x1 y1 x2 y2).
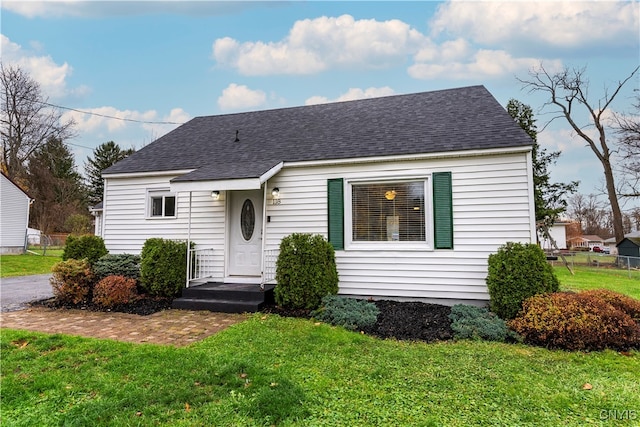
147 190 177 219
344 175 434 251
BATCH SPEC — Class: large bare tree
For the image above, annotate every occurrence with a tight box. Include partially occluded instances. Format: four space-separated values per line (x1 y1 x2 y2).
613 94 640 199
519 64 639 243
0 64 75 183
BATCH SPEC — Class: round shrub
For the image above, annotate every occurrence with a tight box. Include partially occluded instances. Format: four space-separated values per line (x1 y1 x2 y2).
579 289 640 320
486 242 559 320
62 234 108 265
509 292 640 351
275 233 339 310
50 259 94 304
448 304 520 342
140 238 189 298
312 295 380 331
93 254 141 281
92 275 138 308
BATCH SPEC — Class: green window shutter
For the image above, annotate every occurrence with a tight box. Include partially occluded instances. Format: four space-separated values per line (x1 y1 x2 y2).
433 172 453 249
327 178 344 250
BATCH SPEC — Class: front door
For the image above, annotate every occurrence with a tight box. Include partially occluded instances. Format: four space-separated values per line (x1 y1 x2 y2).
227 189 263 278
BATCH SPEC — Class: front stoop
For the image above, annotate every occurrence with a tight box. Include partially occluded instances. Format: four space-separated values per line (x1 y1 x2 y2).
171 283 275 313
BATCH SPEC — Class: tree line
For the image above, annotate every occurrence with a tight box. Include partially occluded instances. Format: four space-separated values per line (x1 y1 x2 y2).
1 64 133 235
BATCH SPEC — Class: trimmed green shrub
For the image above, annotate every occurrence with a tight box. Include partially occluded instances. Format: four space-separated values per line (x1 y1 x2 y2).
50 259 94 304
93 254 141 281
509 292 640 351
92 275 138 308
62 234 108 265
448 304 520 342
486 242 559 320
275 233 339 310
312 295 380 331
139 238 189 298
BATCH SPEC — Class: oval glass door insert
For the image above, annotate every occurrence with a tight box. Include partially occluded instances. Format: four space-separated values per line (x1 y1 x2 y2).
241 199 255 241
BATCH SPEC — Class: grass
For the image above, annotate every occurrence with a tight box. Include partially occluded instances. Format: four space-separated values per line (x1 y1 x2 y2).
0 253 61 278
2 316 639 426
554 264 640 299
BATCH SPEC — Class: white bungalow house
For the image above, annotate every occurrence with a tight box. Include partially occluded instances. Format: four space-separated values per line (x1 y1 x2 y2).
0 172 32 254
101 86 536 309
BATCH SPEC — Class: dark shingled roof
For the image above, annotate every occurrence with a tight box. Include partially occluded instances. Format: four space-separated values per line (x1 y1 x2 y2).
103 85 532 182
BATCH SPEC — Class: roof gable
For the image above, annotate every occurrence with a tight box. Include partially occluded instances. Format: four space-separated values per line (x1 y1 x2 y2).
1 172 31 198
103 85 533 182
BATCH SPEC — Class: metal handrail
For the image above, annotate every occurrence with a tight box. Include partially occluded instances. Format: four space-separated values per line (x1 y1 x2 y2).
188 247 215 286
263 248 279 284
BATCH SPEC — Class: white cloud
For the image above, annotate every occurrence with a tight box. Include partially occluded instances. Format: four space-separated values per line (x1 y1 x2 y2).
143 107 191 135
217 83 267 111
409 48 562 80
61 106 158 133
1 34 73 98
212 14 426 75
305 87 396 105
431 1 639 50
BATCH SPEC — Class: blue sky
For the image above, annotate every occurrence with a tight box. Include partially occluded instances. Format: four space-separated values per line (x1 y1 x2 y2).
2 1 639 211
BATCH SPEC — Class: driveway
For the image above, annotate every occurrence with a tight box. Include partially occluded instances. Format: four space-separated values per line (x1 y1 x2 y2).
0 274 53 312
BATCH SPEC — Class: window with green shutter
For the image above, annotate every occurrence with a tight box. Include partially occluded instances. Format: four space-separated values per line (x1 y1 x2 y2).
327 178 344 250
432 172 453 249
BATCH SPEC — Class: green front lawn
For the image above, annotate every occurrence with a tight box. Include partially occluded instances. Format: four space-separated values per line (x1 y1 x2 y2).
554 264 640 299
2 316 639 426
0 253 61 278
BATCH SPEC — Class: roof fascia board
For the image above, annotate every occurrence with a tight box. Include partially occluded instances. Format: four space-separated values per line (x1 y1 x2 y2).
259 162 284 184
283 146 532 168
170 178 262 193
102 169 196 179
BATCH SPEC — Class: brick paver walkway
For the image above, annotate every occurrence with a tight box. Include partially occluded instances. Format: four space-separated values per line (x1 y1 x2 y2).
0 307 249 347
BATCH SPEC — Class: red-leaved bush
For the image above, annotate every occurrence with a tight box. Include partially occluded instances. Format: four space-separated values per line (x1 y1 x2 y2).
509 291 640 351
92 275 138 308
50 259 94 304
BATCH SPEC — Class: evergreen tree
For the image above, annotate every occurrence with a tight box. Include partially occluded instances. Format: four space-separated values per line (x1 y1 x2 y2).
85 141 134 204
28 138 88 234
506 99 578 224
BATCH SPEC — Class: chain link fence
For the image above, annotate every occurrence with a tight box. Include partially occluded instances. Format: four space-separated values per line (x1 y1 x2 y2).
26 233 68 256
547 251 640 279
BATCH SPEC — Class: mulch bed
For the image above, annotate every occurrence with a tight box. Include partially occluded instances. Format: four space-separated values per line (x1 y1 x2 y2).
31 296 173 316
262 299 454 342
34 297 454 343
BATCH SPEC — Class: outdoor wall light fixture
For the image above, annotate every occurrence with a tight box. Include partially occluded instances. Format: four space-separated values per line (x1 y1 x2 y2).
271 188 280 198
211 191 220 200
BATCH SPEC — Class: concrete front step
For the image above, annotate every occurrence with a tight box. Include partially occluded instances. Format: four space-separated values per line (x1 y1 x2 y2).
172 283 275 313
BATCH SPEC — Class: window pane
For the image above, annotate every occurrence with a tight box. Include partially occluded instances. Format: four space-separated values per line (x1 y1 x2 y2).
164 196 176 217
352 181 425 242
151 197 163 216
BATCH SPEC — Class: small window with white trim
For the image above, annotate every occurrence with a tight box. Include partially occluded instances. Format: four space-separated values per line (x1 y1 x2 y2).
148 192 176 218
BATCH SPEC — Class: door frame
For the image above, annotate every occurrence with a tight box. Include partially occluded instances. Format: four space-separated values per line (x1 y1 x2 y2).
224 187 267 283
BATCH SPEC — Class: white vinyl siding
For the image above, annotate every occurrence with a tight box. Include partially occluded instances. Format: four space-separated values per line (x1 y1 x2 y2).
0 174 30 254
102 150 534 303
263 152 534 303
103 174 227 279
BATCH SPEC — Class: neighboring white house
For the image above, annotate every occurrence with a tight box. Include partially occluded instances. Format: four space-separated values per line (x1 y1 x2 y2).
90 202 104 237
0 172 32 254
538 221 569 251
101 86 536 306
